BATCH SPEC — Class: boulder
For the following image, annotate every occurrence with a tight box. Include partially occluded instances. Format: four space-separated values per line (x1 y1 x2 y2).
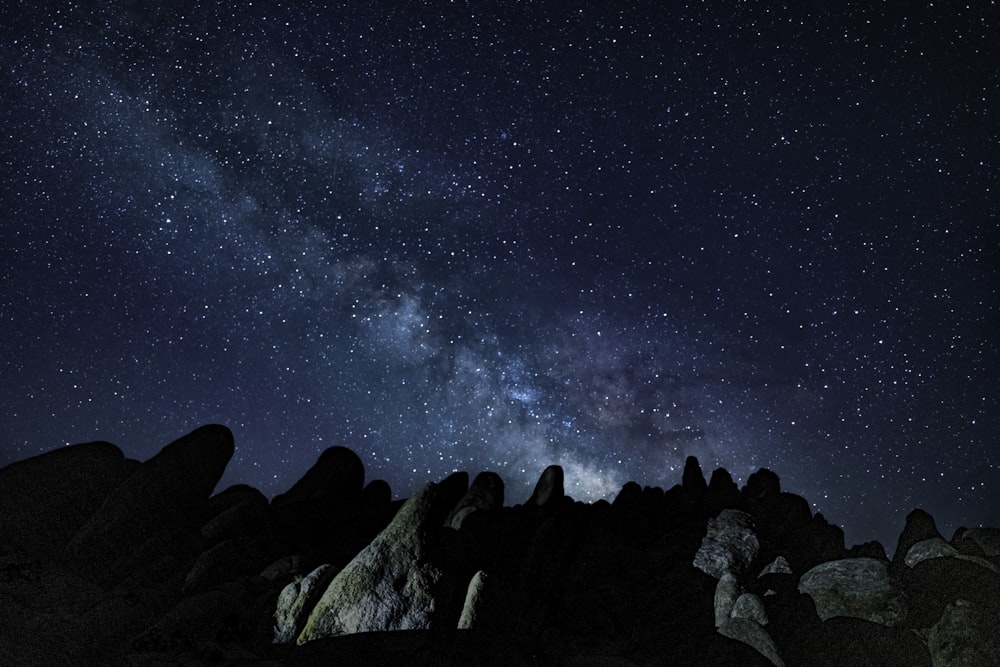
296 480 467 642
66 424 234 581
447 471 504 530
718 617 784 666
458 569 506 630
905 537 960 568
694 509 760 579
798 558 907 626
528 464 564 508
0 440 134 559
928 599 1000 667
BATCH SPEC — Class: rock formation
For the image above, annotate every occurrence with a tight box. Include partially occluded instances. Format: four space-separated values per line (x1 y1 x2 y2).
2 423 999 665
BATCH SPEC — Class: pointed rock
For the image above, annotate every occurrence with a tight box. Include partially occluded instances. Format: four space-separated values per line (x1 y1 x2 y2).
272 446 364 508
527 465 564 508
743 468 780 500
683 455 708 497
707 467 742 512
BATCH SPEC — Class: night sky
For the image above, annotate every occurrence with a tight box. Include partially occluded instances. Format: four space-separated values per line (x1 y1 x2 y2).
2 2 998 549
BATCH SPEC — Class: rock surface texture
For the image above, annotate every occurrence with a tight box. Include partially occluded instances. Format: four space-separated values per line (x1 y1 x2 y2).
1 423 998 665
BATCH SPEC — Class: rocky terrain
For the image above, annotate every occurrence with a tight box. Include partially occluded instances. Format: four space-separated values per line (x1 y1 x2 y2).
2 424 998 665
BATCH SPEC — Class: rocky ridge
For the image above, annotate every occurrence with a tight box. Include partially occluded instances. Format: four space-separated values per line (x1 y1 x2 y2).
2 425 998 665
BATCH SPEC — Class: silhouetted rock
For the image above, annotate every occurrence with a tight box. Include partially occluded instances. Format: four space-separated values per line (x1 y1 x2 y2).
5 423 1000 665
743 468 781 501
0 440 134 559
798 558 907 626
272 446 365 508
528 464 564 508
707 467 742 513
682 455 708 497
66 424 234 582
694 509 760 579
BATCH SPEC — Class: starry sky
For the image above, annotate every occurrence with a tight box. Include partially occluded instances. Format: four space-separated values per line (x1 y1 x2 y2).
2 2 997 549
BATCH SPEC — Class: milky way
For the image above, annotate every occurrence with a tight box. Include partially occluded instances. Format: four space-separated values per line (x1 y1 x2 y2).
2 2 998 547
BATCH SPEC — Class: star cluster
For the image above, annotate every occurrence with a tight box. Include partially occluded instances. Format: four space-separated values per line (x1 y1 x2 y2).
2 2 997 547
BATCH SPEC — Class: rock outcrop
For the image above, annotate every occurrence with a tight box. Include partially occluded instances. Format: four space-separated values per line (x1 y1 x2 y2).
2 426 997 665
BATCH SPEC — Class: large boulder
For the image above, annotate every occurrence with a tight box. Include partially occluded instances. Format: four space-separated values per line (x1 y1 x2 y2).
296 480 467 642
928 599 1000 667
66 424 234 581
0 440 134 559
694 509 760 579
798 558 907 626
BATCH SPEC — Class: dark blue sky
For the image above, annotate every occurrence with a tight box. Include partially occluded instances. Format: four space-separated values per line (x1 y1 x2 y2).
2 1 997 548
